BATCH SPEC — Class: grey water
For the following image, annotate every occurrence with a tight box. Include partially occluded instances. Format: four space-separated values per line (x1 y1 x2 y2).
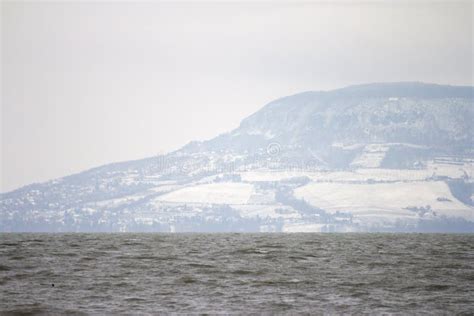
0 234 473 314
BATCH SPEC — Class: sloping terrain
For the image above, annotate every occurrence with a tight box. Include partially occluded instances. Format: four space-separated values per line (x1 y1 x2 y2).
1 82 473 232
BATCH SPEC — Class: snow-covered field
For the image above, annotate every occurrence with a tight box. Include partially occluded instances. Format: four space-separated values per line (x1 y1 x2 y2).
240 169 428 183
350 144 389 168
93 194 145 208
427 160 473 179
294 181 473 221
282 222 326 233
239 161 472 183
154 182 255 204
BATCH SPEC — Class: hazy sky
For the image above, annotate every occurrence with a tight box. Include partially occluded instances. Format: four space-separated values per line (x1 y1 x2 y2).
1 1 473 192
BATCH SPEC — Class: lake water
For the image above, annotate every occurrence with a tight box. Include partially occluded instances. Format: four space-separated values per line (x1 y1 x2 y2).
1 233 473 314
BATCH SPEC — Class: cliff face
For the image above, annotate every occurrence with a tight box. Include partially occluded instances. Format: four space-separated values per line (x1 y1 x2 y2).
195 82 473 154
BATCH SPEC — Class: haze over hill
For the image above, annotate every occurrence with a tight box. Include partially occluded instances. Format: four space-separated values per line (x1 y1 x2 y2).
1 82 473 232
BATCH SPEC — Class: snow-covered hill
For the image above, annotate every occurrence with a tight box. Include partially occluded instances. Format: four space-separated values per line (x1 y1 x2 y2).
1 82 473 232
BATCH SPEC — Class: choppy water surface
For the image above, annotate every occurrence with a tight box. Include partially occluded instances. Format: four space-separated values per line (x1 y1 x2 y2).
1 233 473 314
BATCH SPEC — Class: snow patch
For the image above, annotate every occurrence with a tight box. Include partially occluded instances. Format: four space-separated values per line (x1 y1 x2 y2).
154 182 255 204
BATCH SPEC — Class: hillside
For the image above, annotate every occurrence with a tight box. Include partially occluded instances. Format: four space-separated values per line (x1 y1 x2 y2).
1 82 473 232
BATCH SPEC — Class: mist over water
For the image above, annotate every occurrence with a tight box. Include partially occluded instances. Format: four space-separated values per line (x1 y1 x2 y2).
1 233 473 314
